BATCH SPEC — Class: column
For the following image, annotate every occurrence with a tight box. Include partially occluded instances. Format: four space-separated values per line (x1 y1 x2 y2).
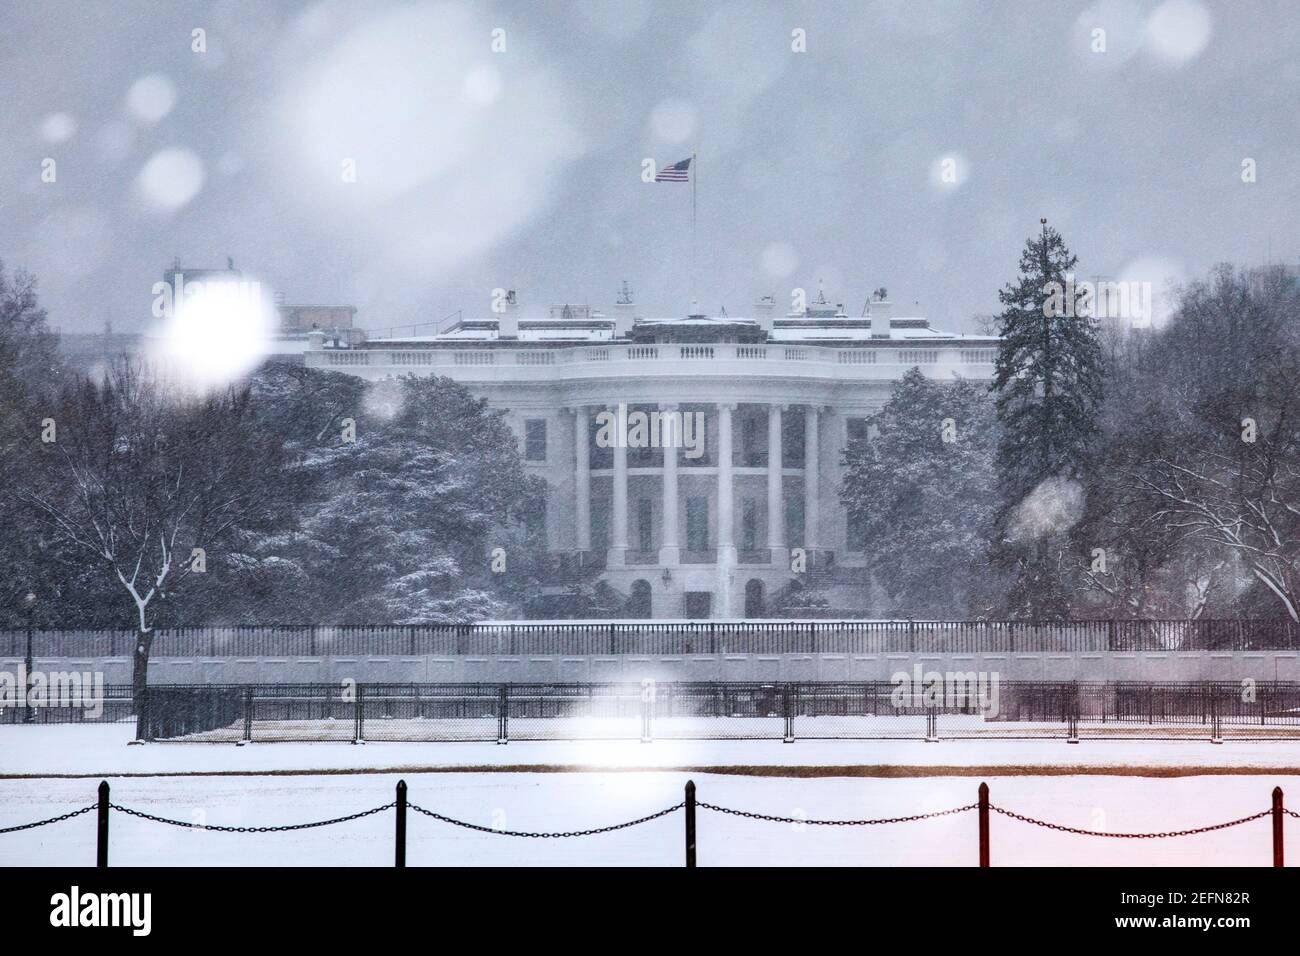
716 402 737 617
766 403 785 563
659 403 680 565
804 405 820 552
609 405 628 567
573 406 591 552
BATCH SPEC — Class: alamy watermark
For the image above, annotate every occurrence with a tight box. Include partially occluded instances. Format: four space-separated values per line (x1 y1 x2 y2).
594 402 706 459
1043 273 1152 328
0 666 106 718
890 665 1000 717
151 272 263 319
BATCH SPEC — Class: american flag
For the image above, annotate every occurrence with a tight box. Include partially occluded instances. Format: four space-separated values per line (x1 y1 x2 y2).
654 157 692 182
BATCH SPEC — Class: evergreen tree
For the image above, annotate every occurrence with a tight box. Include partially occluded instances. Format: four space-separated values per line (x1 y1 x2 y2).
207 367 546 624
0 263 73 627
990 222 1104 618
840 369 1002 617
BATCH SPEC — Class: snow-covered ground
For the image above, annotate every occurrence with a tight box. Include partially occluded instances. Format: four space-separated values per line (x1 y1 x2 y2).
0 769 1294 867
3 725 1300 776
3 726 1297 866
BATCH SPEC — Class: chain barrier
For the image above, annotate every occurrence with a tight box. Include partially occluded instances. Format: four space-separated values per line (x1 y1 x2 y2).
991 804 1273 839
0 804 96 835
2 795 1292 845
108 801 395 833
697 800 978 826
407 800 684 838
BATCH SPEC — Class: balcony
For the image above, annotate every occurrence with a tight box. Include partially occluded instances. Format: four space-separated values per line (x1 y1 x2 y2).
681 549 717 564
307 341 997 384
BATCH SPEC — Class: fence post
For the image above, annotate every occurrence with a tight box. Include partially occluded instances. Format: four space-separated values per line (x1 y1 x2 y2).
1273 786 1284 868
685 780 696 868
782 684 794 743
96 781 110 868
1067 681 1080 744
497 684 509 745
640 683 653 744
395 780 407 868
1210 688 1222 744
352 683 365 745
978 782 989 867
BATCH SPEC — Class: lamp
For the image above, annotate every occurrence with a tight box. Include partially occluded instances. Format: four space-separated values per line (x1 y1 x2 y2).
22 591 36 724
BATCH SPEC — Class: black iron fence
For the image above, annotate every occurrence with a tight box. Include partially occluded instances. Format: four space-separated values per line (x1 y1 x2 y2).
0 684 134 724
5 619 1300 657
87 680 1300 742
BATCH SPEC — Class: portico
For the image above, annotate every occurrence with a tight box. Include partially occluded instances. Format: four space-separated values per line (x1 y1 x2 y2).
305 293 999 617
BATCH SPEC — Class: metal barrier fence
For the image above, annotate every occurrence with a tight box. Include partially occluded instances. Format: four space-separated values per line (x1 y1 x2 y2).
1 779 1292 867
0 685 134 724
97 680 1300 742
5 619 1300 657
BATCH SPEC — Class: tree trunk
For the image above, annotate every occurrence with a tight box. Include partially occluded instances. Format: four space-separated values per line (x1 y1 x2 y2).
132 629 153 740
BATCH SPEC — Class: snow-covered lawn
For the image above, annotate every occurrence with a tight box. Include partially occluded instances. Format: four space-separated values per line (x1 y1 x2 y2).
2 726 1298 866
1 769 1295 867
3 724 1300 776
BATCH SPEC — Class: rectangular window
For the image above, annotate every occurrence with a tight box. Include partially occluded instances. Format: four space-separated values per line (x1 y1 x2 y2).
637 498 654 552
686 497 709 552
783 413 804 468
787 495 805 549
524 419 547 462
524 499 547 548
743 413 762 467
847 417 870 445
742 498 758 550
847 510 869 552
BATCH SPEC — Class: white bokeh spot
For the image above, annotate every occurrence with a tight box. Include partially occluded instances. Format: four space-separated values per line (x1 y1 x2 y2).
135 148 205 213
127 74 178 124
151 278 275 392
41 113 77 143
760 243 799 280
1145 0 1212 66
649 99 698 144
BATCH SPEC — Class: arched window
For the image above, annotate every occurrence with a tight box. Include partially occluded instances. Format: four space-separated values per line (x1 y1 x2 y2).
744 578 765 618
627 579 653 619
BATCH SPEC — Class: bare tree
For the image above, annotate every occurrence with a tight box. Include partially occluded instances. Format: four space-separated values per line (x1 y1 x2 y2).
15 359 280 735
1120 266 1300 621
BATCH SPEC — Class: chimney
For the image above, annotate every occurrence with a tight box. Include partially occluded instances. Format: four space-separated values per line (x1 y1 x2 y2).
869 292 892 339
752 295 776 335
497 289 519 339
612 280 637 338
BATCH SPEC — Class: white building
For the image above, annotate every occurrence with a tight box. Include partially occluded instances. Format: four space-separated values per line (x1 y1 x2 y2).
305 288 998 619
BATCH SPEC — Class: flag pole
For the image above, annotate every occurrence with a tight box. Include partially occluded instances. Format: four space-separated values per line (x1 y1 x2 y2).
691 151 697 309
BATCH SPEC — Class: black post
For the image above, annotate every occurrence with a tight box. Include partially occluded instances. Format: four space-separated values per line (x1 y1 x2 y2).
96 781 110 867
22 594 35 723
395 780 407 868
22 624 33 724
1273 786 1284 868
684 780 696 868
978 782 989 867
497 684 509 744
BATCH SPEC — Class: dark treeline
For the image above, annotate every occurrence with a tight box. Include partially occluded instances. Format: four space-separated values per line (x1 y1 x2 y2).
0 260 550 695
842 229 1300 622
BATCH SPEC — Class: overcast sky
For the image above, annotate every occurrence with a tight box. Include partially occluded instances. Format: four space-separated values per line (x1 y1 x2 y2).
1 0 1297 336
